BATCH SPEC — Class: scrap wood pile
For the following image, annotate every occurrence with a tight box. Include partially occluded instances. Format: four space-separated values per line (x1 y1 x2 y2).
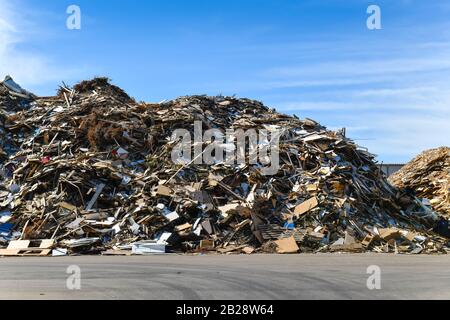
0 76 448 257
0 76 35 161
390 147 450 218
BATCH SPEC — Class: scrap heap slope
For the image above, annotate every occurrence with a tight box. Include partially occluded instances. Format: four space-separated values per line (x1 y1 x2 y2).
0 76 447 255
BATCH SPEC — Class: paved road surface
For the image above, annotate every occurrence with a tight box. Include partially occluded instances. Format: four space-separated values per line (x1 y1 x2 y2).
0 254 449 299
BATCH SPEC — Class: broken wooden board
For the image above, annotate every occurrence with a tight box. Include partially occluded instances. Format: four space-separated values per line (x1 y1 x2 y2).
199 239 215 250
7 239 54 250
241 246 255 254
102 249 132 256
379 228 401 241
58 202 78 212
294 197 318 217
330 242 364 252
0 239 55 256
156 185 173 197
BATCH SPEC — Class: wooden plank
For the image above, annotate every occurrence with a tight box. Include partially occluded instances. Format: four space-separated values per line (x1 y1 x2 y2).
0 249 51 256
39 239 55 249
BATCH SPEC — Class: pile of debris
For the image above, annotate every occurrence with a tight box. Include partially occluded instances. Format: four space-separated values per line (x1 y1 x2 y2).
390 147 450 218
0 76 448 256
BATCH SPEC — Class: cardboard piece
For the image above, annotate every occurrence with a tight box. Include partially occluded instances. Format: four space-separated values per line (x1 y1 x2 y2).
379 228 401 241
294 197 318 217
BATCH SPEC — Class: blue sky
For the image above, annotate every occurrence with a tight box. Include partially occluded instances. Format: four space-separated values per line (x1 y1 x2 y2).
0 0 449 163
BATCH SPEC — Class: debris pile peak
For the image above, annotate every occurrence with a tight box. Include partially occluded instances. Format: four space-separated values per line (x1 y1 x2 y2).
67 77 134 103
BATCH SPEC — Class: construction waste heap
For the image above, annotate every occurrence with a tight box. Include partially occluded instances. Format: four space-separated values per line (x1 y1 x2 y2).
390 147 450 218
0 76 448 256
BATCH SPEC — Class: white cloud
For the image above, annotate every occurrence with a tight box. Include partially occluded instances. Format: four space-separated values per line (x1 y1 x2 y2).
264 41 450 161
0 1 18 49
348 113 450 162
279 87 450 114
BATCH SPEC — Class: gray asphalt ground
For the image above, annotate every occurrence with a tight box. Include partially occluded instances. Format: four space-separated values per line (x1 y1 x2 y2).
0 253 449 300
